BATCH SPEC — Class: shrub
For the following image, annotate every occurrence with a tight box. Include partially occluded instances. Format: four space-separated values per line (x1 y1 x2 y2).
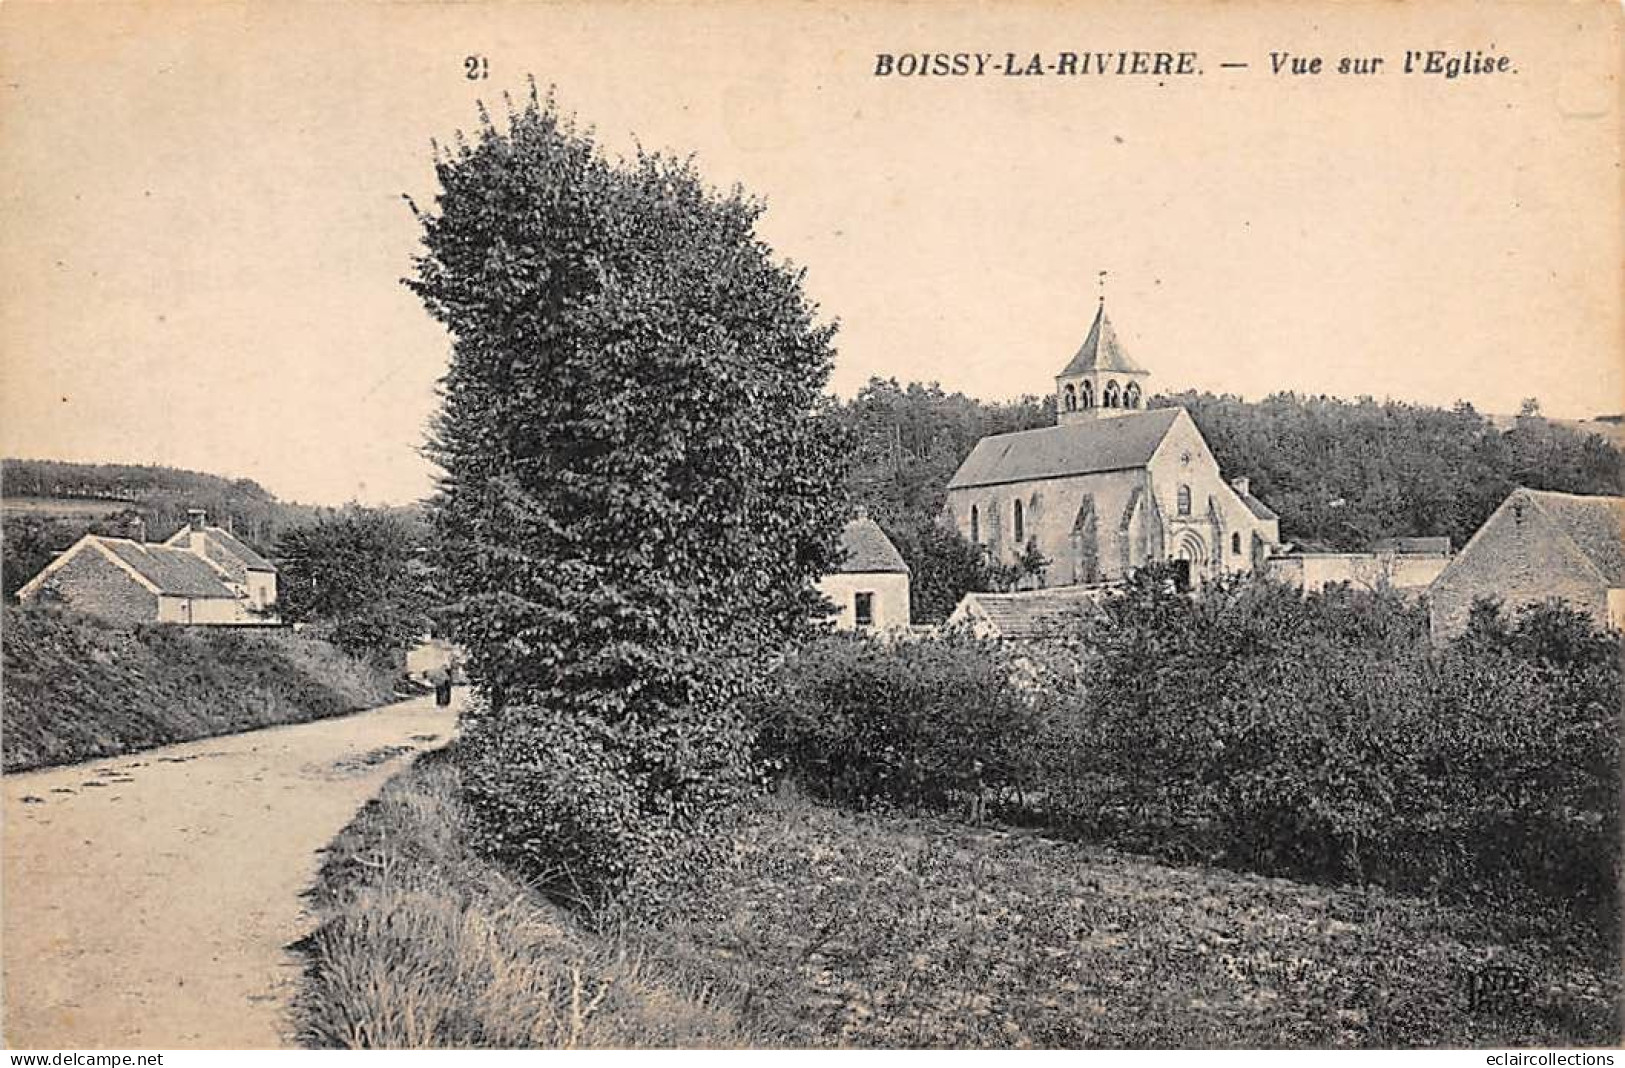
459 654 764 912
298 749 756 1048
1034 575 1619 939
759 574 1620 944
755 631 1041 812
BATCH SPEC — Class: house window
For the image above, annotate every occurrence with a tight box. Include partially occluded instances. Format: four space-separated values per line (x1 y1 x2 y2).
1124 382 1142 409
1177 485 1192 516
854 591 875 628
1232 532 1242 555
1063 384 1076 412
1014 499 1025 543
1080 380 1094 409
970 505 980 543
1103 380 1121 408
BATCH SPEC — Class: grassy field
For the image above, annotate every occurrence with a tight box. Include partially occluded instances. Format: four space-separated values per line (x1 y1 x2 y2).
2 606 398 770
298 753 1620 1049
1 496 136 517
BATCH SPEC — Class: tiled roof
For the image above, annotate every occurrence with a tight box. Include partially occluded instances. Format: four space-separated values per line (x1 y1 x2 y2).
833 515 910 574
1057 305 1148 377
947 407 1182 490
1522 490 1625 585
170 526 278 573
1237 488 1279 522
953 585 1108 640
97 538 240 598
205 527 277 573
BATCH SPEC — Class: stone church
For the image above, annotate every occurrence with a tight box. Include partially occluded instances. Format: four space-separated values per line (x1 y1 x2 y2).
944 303 1281 588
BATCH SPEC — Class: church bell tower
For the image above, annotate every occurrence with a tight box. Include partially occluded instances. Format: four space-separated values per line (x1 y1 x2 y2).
1055 301 1152 425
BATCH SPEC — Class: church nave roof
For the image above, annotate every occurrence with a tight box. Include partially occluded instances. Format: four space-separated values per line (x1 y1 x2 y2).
946 407 1182 490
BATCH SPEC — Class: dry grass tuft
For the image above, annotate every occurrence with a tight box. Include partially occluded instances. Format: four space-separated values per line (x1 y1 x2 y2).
296 749 754 1049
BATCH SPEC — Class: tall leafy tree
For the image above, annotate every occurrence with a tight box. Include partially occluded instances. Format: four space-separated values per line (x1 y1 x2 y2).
275 508 433 659
406 86 848 901
410 86 847 714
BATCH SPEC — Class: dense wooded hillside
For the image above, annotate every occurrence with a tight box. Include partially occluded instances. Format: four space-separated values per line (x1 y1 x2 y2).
1156 392 1624 551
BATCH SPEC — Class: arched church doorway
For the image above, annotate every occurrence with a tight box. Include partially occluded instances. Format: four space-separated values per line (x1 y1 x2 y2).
1173 530 1207 589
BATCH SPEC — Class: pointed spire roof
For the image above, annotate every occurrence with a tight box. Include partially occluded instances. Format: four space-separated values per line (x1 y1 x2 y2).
1057 303 1147 377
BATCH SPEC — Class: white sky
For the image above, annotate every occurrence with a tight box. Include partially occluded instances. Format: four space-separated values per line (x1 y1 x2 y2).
2 2 1619 505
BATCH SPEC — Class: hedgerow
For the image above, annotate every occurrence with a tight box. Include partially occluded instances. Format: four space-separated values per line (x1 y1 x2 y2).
759 573 1620 942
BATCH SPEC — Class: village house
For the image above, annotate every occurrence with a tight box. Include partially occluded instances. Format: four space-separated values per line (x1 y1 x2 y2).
15 509 278 626
1428 488 1625 639
817 509 912 632
943 302 1281 590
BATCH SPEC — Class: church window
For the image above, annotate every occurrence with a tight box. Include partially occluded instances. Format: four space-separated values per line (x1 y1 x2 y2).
1080 380 1094 408
1231 532 1242 555
1177 485 1192 516
854 591 875 628
970 505 980 543
1014 499 1025 543
1063 384 1076 412
1124 382 1142 409
1103 380 1121 408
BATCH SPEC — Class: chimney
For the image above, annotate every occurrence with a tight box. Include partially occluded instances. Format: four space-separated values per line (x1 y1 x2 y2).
188 508 207 532
1230 477 1251 497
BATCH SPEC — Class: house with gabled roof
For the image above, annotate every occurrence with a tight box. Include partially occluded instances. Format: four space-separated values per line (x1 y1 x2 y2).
15 509 277 626
944 301 1281 590
1428 488 1625 639
816 509 911 631
163 509 278 611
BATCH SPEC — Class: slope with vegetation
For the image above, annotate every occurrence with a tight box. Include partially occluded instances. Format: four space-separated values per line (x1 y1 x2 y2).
2 607 397 771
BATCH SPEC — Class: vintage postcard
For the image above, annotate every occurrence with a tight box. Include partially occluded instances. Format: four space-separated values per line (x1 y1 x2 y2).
1 0 1621 1055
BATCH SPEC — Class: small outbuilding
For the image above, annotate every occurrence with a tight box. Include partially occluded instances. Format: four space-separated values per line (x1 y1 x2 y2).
947 584 1108 640
817 510 911 632
1428 488 1625 639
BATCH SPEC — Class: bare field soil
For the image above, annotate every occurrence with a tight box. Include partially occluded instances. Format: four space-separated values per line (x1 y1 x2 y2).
651 795 1620 1048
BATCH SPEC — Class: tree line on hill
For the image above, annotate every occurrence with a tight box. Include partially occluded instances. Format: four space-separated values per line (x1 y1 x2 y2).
832 380 1625 621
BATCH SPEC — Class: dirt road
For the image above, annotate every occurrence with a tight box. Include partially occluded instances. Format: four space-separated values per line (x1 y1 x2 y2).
3 694 460 1049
